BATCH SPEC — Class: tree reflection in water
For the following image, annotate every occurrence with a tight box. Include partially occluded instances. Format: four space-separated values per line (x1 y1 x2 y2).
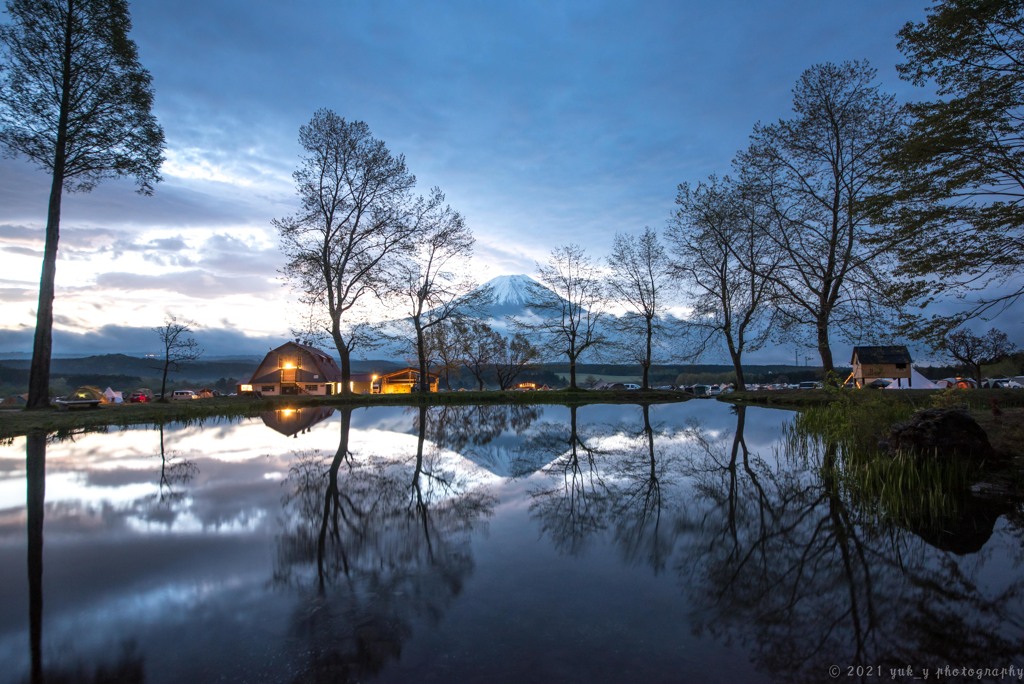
524 403 695 566
679 405 1024 682
24 433 148 684
275 406 495 682
523 404 612 556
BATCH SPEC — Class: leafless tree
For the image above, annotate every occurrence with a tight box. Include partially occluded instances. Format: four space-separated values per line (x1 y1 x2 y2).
394 188 480 391
524 244 606 390
459 320 504 390
737 61 904 374
154 315 202 401
275 109 417 392
667 176 778 391
606 227 674 389
426 320 462 390
944 328 1017 386
494 332 541 390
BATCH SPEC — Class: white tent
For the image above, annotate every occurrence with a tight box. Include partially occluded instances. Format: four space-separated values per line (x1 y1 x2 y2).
103 387 124 403
883 367 938 390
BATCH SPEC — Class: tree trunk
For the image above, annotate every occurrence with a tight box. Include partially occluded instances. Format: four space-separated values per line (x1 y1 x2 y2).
26 174 64 410
643 316 653 389
816 320 834 375
159 359 170 402
416 323 430 392
333 328 352 394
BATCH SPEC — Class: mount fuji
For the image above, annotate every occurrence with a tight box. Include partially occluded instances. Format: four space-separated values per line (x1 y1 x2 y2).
473 274 554 322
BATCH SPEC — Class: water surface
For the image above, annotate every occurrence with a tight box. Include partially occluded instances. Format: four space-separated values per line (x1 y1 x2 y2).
1 401 1021 683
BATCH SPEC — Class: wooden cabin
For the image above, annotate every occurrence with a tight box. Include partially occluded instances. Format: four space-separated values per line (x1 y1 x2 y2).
241 341 344 396
375 367 439 394
850 345 913 389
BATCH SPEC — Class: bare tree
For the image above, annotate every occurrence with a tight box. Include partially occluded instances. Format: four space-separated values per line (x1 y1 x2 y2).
738 61 904 374
0 0 165 409
494 332 540 390
274 109 417 392
525 244 606 390
944 328 1017 386
394 188 479 391
459 320 504 390
606 227 673 389
667 176 778 391
426 320 462 391
154 315 202 402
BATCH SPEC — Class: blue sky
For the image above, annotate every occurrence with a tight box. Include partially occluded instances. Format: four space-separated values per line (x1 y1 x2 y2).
4 0 995 363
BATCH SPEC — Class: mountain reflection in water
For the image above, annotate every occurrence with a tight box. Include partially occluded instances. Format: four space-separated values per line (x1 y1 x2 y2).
1 401 1022 683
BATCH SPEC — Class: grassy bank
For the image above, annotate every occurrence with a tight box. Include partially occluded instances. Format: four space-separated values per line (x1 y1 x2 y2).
0 388 690 439
724 387 1024 460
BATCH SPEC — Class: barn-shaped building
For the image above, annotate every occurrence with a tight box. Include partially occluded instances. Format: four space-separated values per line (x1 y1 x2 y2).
850 345 913 389
242 341 344 396
260 406 336 436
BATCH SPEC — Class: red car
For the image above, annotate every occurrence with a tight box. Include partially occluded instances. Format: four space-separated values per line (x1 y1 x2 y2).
129 388 153 403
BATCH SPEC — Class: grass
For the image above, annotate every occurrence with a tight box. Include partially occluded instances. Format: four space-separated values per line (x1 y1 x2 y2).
771 386 1022 530
0 387 691 439
725 387 1024 460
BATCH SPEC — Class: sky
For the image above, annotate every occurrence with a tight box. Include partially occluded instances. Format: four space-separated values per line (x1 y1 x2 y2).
2 0 1004 364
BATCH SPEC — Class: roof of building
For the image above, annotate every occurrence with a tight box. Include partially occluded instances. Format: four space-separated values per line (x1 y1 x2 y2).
850 345 912 365
249 341 344 384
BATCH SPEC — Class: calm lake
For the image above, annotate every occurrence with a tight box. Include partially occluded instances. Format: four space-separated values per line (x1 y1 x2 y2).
1 400 1022 683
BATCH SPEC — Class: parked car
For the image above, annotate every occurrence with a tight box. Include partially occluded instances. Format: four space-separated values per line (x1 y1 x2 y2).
171 389 197 401
622 383 640 390
129 388 153 403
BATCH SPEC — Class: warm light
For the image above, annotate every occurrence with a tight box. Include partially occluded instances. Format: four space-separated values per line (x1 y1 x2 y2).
240 384 253 393
371 374 378 381
279 408 296 417
282 362 295 370
349 381 354 392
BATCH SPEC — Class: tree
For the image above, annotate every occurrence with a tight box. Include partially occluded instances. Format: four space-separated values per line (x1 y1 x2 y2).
426 320 462 390
0 0 165 409
944 327 1017 386
668 175 778 391
738 61 904 374
394 187 477 391
606 227 673 389
493 332 540 390
154 315 202 402
275 109 417 393
459 320 504 390
880 0 1024 326
525 244 606 390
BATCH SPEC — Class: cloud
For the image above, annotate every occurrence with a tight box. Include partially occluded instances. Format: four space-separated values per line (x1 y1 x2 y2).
0 287 36 303
0 324 287 357
93 270 279 299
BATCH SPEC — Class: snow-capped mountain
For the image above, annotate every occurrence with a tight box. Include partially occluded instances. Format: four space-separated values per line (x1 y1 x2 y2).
474 274 555 320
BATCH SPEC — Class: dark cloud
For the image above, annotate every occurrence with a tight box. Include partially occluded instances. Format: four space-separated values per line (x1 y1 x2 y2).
93 270 278 298
0 287 35 303
0 324 287 357
2 245 41 258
